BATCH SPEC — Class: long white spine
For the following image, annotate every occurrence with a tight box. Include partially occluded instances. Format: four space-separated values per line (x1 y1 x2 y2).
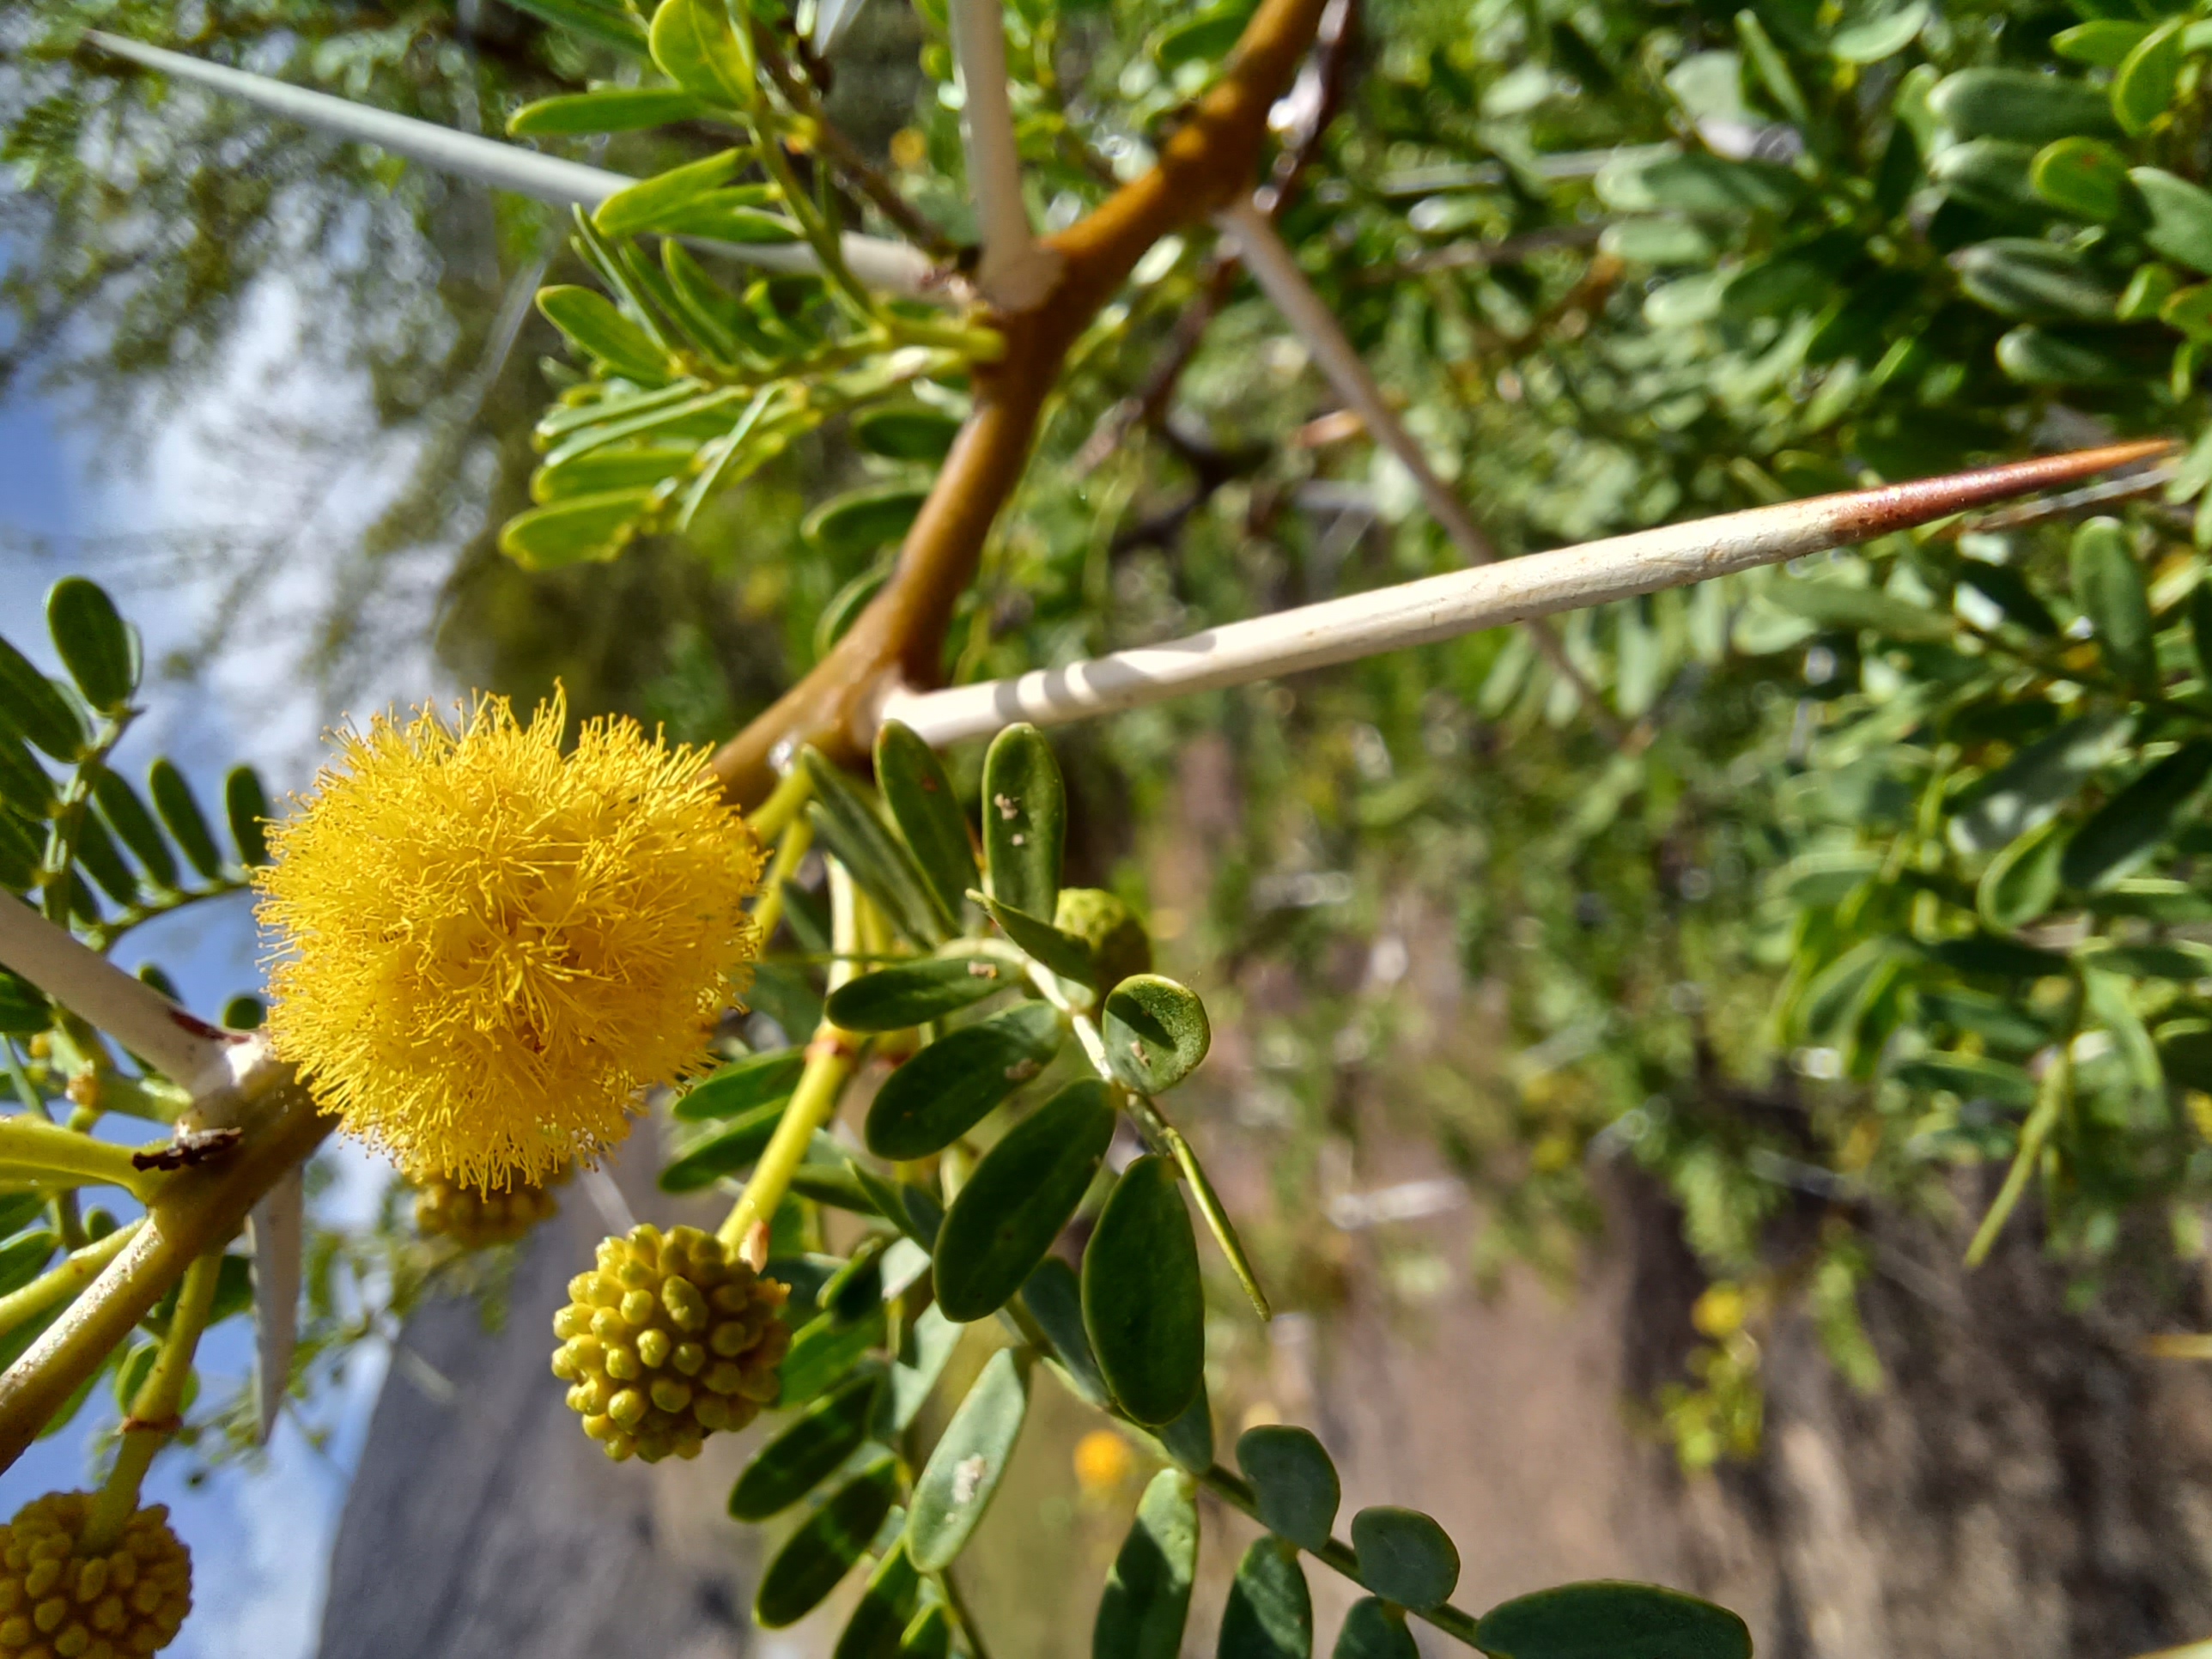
945 0 1062 308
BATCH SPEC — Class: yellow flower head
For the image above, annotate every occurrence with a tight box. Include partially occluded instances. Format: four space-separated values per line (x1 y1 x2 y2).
255 689 762 1189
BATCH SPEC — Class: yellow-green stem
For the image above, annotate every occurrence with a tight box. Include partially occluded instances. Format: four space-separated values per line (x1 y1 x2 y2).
749 814 816 946
0 1222 141 1341
744 765 813 845
1966 1000 2079 1267
0 1116 157 1199
717 1035 855 1251
83 1249 222 1551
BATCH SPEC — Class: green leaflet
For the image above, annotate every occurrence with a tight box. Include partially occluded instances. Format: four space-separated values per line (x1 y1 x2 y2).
863 1000 1065 1157
754 1458 899 1628
826 955 1016 1031
779 1307 889 1409
976 892 1097 985
854 406 963 463
1472 1581 1753 1659
2069 518 2156 687
2060 741 2212 890
0 970 52 1036
659 1098 787 1192
46 579 137 714
805 487 931 560
499 489 650 568
223 766 271 867
876 720 977 929
508 88 713 136
0 637 88 762
536 287 671 384
1947 711 2134 855
592 149 745 238
672 1051 805 1121
2111 17 2184 137
1100 976 1212 1092
649 0 756 105
2131 167 2212 275
834 1542 923 1659
729 1371 882 1521
0 728 56 819
1093 1469 1200 1659
1929 69 2119 143
1236 1425 1340 1553
981 723 1066 919
802 748 950 947
1218 1538 1312 1659
905 1347 1029 1570
1330 1600 1416 1659
1952 240 2118 323
1018 1256 1109 1407
934 1079 1115 1322
1348 1507 1459 1611
92 772 176 890
2029 137 2131 222
1083 1156 1204 1426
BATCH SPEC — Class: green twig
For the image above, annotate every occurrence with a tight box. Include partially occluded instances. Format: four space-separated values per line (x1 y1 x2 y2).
0 1115 159 1199
0 1221 142 1342
1966 996 2080 1268
82 1249 222 1552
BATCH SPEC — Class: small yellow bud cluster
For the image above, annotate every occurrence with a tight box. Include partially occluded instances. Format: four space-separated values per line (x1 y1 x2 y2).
0 1494 191 1659
1054 888 1152 990
550 1224 790 1463
413 1168 568 1250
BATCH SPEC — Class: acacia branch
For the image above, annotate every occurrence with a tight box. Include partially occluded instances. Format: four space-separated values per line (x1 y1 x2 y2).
710 0 1334 805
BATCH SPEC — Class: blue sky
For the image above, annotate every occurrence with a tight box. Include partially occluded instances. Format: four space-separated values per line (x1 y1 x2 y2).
0 343 398 1658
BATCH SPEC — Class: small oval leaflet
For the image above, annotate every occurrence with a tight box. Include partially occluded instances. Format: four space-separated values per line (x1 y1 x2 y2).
778 1306 889 1410
981 723 1065 920
1219 1537 1312 1659
94 772 177 890
1018 1256 1109 1407
0 970 52 1038
1929 69 2119 144
2069 517 2156 688
805 486 931 560
1330 1599 1417 1659
2060 741 2212 892
1349 1507 1459 1610
0 729 55 820
906 1348 1030 1571
854 406 963 464
1471 1580 1753 1659
1093 1468 1200 1659
674 1051 806 1121
728 1371 882 1522
648 0 755 104
2031 137 2131 221
876 720 978 927
499 489 650 569
802 747 950 947
1102 975 1212 1092
1084 1156 1206 1425
659 1100 787 1193
2111 17 2185 137
46 579 138 714
536 287 671 385
753 1458 899 1628
1236 1425 1340 1553
827 956 1013 1032
976 892 1097 986
1155 1380 1215 1474
864 1000 1065 1159
834 1540 921 1659
1977 819 2066 933
507 87 713 136
934 1079 1115 1322
0 637 88 763
224 766 272 867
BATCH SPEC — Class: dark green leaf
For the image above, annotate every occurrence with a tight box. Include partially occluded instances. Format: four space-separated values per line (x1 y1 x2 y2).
1956 561 2059 635
0 969 52 1036
886 1303 963 1433
1219 1537 1311 1659
0 730 55 820
1156 4 1250 68
2111 17 2184 136
673 1051 805 1121
864 1000 1064 1158
827 956 1016 1031
848 1163 945 1252
1596 152 1803 216
500 489 650 568
730 1371 883 1521
803 748 950 947
2052 20 2148 64
754 1458 899 1628
906 1347 1030 1570
835 1540 923 1659
0 639 88 762
1930 141 2045 222
2031 137 2133 221
779 1307 889 1409
1093 1469 1200 1659
1922 933 2069 980
976 893 1097 985
1102 975 1212 1092
1948 711 2133 854
1891 1054 2038 1105
223 767 271 867
147 761 222 878
1348 1508 1459 1610
854 407 963 463
74 812 139 905
805 487 931 560
2061 741 2212 890
46 580 137 713
1929 70 2119 143
92 773 175 890
789 1162 884 1216
900 1604 953 1659
0 1231 55 1296
537 286 672 384
1977 819 2068 931
1019 1255 1109 1407
875 720 976 928
2131 167 2212 275
219 994 264 1031
1083 1156 1204 1426
2069 518 2156 686
1331 1599 1417 1659
1154 1381 1214 1474
1996 323 2161 385
594 149 746 237
0 814 40 892
1473 1581 1753 1659
2160 1018 2212 1089
1831 2 1925 61
1236 1425 1340 1553
508 88 713 135
2077 941 2212 979
499 0 648 50
981 724 1065 919
1954 240 2118 322
659 1098 787 1192
936 1079 1115 1322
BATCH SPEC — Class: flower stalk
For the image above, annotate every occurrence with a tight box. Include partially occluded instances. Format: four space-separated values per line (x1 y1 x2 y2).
0 1115 159 1200
82 1250 222 1553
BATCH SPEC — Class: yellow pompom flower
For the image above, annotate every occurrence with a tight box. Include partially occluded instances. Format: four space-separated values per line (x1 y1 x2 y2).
256 690 763 1190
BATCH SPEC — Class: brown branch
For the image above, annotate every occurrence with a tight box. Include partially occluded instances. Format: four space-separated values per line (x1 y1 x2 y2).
710 0 1334 805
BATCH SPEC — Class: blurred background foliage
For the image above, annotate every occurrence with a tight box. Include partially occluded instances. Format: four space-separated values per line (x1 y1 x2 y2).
11 0 2212 1512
